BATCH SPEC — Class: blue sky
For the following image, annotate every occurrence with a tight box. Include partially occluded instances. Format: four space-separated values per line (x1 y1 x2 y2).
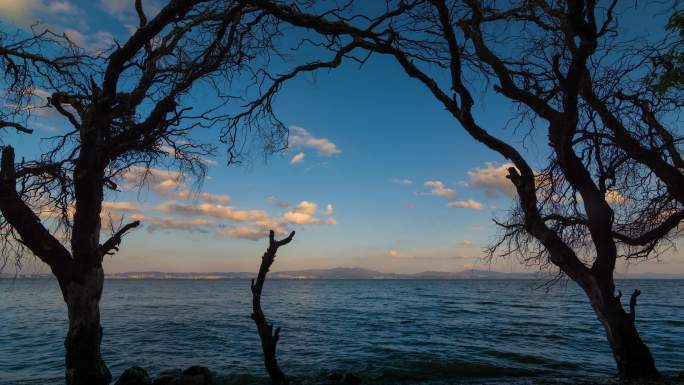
1 0 681 274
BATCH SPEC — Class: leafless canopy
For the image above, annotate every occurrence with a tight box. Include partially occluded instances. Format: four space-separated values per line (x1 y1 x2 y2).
244 0 679 376
242 0 683 278
0 0 313 273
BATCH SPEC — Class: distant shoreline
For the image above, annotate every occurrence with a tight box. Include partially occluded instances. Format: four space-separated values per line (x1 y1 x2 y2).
3 267 683 280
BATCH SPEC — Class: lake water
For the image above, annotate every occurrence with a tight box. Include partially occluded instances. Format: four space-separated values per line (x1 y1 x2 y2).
1 279 683 384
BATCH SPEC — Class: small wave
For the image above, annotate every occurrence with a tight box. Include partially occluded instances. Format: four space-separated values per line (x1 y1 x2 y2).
542 334 564 341
512 304 547 310
485 350 580 370
365 359 542 383
640 318 684 327
475 301 499 305
486 350 548 365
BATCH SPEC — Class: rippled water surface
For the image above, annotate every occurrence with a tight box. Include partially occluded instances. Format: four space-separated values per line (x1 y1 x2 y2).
1 279 683 384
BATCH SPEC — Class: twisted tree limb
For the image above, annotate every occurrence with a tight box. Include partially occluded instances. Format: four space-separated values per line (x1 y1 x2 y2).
616 289 642 321
251 229 294 385
629 289 641 321
99 220 141 258
0 121 33 134
0 146 72 273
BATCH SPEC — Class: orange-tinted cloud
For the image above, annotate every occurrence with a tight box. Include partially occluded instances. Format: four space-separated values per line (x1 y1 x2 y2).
289 126 341 156
447 200 484 209
424 180 456 197
155 202 267 222
465 162 517 198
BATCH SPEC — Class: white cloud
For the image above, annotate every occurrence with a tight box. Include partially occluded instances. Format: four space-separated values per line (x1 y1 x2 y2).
386 249 399 257
293 201 317 215
117 166 230 204
214 224 290 241
114 168 337 240
62 28 86 46
289 126 341 156
195 192 230 205
155 202 266 222
282 211 319 225
215 226 268 241
290 152 305 164
102 201 141 212
447 200 484 209
157 188 230 205
464 162 517 198
98 201 142 226
459 240 474 246
118 166 181 188
215 217 292 241
100 0 161 21
100 0 129 14
280 201 337 226
0 1 119 52
131 214 213 233
47 0 77 13
0 0 79 24
424 180 456 198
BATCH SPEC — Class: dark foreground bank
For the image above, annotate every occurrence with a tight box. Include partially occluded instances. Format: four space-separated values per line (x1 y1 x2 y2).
2 279 683 385
111 365 684 385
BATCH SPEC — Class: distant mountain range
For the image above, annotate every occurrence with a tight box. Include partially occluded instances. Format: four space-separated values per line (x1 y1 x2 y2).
106 267 537 280
87 267 684 280
3 267 683 280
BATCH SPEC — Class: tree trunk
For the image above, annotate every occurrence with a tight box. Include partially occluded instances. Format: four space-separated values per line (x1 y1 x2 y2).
62 265 111 385
251 230 295 385
583 278 658 379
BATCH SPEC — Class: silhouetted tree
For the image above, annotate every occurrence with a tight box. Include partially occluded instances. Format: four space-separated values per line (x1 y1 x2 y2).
251 229 295 385
0 1 308 383
245 0 683 378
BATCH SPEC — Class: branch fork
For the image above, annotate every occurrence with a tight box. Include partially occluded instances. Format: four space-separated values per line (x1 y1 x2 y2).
251 229 294 385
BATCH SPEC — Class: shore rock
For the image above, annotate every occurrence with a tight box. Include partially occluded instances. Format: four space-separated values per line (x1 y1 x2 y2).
183 366 211 378
115 367 151 385
152 366 212 385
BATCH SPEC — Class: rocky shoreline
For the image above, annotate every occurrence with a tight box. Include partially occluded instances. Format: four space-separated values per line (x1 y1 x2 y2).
114 366 362 385
114 366 216 385
112 366 684 385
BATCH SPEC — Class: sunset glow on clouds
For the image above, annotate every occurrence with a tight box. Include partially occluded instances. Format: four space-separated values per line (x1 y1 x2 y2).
101 167 338 242
424 180 456 198
447 200 484 209
289 126 341 156
3 1 681 275
290 152 305 164
155 202 267 222
464 163 517 198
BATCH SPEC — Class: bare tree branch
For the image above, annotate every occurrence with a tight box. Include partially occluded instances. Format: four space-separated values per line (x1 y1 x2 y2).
100 220 141 257
251 229 294 385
